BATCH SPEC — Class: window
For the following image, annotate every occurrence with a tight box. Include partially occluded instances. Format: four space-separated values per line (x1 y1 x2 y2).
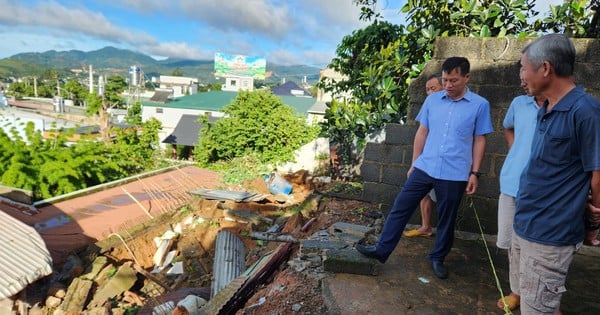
156 108 163 113
231 80 237 86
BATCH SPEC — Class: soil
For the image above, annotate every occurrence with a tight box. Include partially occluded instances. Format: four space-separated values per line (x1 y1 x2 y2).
98 172 378 315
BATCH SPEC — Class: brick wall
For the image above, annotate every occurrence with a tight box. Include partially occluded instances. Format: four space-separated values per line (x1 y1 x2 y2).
361 37 600 234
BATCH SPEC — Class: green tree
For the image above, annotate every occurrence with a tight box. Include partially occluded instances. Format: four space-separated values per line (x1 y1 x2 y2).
194 90 319 165
125 101 143 124
63 79 88 106
172 68 184 76
324 20 405 99
104 75 128 109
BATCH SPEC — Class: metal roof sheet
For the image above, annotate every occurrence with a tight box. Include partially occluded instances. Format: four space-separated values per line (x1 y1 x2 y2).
0 208 53 299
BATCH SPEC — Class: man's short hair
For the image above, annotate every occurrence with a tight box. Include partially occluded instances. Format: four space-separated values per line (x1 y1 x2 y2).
522 34 575 77
442 57 470 76
426 73 442 84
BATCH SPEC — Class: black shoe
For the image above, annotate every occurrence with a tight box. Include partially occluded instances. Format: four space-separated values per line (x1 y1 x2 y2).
356 244 386 263
432 261 448 279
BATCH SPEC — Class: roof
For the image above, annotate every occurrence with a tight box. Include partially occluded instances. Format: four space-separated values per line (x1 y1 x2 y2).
163 115 219 146
142 91 316 115
308 100 327 114
150 90 172 103
270 81 312 97
0 204 53 299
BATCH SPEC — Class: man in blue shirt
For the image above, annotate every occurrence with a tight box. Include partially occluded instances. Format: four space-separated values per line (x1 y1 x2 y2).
496 76 545 312
356 57 494 279
512 34 600 314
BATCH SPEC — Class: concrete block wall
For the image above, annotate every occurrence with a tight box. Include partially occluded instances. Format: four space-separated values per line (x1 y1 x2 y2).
361 37 600 235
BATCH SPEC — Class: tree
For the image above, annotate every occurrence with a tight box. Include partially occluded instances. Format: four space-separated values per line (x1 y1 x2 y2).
104 75 128 109
172 68 184 76
324 21 405 99
63 79 88 106
194 90 319 165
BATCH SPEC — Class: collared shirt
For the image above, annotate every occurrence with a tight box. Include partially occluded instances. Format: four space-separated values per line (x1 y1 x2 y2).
515 86 600 246
500 95 541 197
414 89 493 181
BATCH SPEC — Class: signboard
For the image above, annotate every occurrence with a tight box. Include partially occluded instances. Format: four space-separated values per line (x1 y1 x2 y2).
214 52 267 80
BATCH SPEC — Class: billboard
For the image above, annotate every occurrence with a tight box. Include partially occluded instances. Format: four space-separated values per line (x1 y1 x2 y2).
214 52 267 80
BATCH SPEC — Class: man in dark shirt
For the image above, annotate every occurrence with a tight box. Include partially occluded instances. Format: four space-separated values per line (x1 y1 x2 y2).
511 34 600 314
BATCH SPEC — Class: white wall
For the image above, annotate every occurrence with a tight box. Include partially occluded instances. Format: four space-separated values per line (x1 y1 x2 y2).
141 106 225 145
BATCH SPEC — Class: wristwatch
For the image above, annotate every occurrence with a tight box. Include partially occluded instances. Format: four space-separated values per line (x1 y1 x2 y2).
470 171 482 178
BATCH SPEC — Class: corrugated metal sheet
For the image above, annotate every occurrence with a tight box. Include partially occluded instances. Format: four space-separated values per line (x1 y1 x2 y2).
211 230 246 298
0 210 53 299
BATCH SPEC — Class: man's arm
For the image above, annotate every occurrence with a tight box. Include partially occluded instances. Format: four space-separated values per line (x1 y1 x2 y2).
504 128 515 149
408 125 428 176
466 135 487 195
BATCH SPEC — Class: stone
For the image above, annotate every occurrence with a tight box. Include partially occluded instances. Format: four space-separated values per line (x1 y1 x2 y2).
89 262 137 308
61 278 93 313
45 296 62 309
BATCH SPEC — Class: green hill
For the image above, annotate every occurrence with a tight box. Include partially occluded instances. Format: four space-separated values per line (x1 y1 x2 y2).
0 47 322 85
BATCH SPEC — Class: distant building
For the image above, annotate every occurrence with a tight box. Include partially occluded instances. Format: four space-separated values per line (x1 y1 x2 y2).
151 75 198 98
221 75 254 92
316 68 351 102
270 81 311 97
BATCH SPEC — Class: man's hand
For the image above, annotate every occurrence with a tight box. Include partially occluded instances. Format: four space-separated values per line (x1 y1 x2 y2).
465 175 478 195
587 202 600 224
407 166 414 178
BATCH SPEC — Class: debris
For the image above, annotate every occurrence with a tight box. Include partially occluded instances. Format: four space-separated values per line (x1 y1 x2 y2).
418 277 430 284
167 261 184 275
222 209 273 225
190 189 265 202
264 173 293 195
250 232 298 243
152 300 175 315
176 294 208 314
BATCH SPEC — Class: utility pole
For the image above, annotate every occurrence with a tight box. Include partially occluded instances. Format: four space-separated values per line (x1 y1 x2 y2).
98 75 111 144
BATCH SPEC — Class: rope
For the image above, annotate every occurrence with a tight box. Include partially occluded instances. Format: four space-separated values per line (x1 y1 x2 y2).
467 196 513 315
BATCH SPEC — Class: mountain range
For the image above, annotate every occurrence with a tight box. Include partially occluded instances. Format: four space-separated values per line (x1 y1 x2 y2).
0 46 323 85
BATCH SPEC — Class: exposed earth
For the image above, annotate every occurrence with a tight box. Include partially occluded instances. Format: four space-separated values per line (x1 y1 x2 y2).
19 171 600 314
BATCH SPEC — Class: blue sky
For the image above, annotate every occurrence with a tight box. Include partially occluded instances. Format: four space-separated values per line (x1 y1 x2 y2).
0 0 561 67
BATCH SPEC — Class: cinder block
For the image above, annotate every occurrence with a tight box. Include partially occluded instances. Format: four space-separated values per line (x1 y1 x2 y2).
323 249 378 275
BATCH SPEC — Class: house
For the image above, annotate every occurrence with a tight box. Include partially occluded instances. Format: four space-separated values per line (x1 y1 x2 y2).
141 90 316 147
151 75 199 98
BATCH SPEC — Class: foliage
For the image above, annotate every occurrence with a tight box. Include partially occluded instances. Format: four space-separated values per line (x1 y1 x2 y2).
104 75 128 109
0 114 163 200
324 21 405 100
125 101 143 124
171 68 184 76
540 0 600 37
206 154 271 185
63 79 88 106
194 89 319 165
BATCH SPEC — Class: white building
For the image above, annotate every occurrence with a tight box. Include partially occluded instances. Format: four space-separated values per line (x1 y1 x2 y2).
151 75 199 98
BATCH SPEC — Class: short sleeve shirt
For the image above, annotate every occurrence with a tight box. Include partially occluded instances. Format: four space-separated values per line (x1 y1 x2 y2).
414 89 494 181
499 95 540 197
515 86 600 246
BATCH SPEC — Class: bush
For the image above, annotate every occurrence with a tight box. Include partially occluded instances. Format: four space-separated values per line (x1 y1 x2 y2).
194 90 319 165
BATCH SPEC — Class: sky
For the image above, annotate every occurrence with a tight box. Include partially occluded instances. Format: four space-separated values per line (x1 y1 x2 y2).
0 0 562 68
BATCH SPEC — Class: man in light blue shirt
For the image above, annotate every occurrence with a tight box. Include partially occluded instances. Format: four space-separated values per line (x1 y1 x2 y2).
496 78 544 312
356 57 494 279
